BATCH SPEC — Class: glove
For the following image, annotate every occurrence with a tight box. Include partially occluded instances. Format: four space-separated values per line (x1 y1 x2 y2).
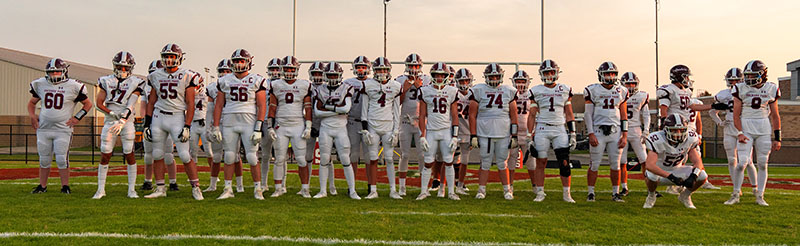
360 130 373 145
143 127 153 142
301 120 312 139
109 119 126 136
267 128 277 141
667 174 684 186
209 126 222 143
251 120 263 143
449 137 459 153
419 136 429 152
683 169 699 188
392 130 400 147
509 136 518 149
470 135 478 149
711 102 730 110
569 132 577 151
178 125 191 142
108 111 122 121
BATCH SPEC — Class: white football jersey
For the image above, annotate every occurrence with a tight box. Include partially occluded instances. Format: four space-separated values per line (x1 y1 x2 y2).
687 98 702 131
732 82 780 119
344 77 367 120
419 84 458 131
396 74 432 123
584 83 628 126
206 81 219 101
193 81 208 121
361 78 402 123
515 89 530 134
97 75 145 113
713 88 735 122
529 83 573 125
656 83 692 120
271 78 312 125
456 91 471 136
313 83 354 129
217 73 267 115
469 83 517 138
147 68 203 113
29 78 89 131
626 91 649 128
310 83 322 129
645 130 700 171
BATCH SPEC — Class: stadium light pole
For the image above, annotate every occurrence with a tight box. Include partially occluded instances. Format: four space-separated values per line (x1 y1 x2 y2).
541 0 544 62
384 0 390 57
654 0 659 95
293 0 297 56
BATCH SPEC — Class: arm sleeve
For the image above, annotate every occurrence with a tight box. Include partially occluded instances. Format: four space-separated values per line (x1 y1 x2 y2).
334 96 352 114
641 100 651 133
584 103 594 134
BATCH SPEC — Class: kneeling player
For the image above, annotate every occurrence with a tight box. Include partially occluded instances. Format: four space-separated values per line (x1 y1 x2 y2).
643 114 707 209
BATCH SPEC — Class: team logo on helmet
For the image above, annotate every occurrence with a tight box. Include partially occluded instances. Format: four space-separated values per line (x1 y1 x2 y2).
669 64 692 88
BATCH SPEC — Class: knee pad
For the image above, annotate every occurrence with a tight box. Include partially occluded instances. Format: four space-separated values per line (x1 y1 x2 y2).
246 153 259 166
224 151 237 165
152 148 165 161
609 163 620 171
100 142 114 154
480 162 491 171
39 155 52 169
165 153 175 165
178 151 192 164
555 148 571 177
144 153 153 165
590 162 600 172
55 154 69 169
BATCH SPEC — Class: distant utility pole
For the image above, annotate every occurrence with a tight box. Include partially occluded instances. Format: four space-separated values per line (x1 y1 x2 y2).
655 0 660 93
541 0 544 62
384 0 390 57
293 0 297 56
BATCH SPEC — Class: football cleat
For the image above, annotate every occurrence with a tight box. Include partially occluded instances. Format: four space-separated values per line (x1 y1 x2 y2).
365 190 378 199
474 191 486 199
416 191 431 200
92 189 106 199
586 193 596 202
236 183 245 193
140 181 153 191
563 191 576 203
655 191 663 198
462 184 469 191
254 187 265 200
313 191 327 199
145 186 167 198
31 185 47 194
60 185 71 194
329 186 338 196
437 187 446 198
202 185 217 193
270 188 286 198
299 188 312 198
619 188 629 196
448 193 461 201
168 183 180 191
612 193 625 202
724 193 740 205
127 190 139 199
390 191 403 200
430 180 441 191
192 187 205 200
755 195 769 206
701 181 721 190
678 189 695 209
504 191 514 200
455 186 468 195
665 185 681 195
643 193 657 208
349 191 362 200
533 191 547 202
217 187 235 200
398 185 406 196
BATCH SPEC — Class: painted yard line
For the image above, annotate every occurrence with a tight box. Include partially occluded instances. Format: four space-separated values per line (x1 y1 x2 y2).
360 211 537 218
0 231 543 246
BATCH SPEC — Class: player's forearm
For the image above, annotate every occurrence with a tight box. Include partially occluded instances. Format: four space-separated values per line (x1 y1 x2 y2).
695 115 702 135
690 104 711 112
27 99 38 118
527 108 537 133
708 109 722 125
468 102 478 135
303 97 312 121
509 101 519 125
658 105 668 118
584 103 594 134
206 101 215 125
334 98 352 114
733 100 743 132
267 95 277 118
81 99 93 112
146 91 156 117
645 152 669 177
95 91 111 114
213 96 224 127
770 103 781 131
256 92 267 121
360 95 368 122
125 93 139 111
184 92 195 126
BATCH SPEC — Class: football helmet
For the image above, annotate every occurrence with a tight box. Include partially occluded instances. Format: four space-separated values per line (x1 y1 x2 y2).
663 113 689 145
724 67 742 88
230 49 253 73
404 53 423 77
148 60 163 74
267 58 283 80
281 55 300 80
743 60 768 87
45 58 69 84
112 51 135 80
308 61 326 85
430 62 449 87
669 64 692 88
539 59 560 84
455 68 473 92
353 56 371 79
483 63 504 87
511 70 531 92
620 72 639 95
160 43 184 68
372 57 392 83
217 59 232 76
323 61 344 87
596 61 618 85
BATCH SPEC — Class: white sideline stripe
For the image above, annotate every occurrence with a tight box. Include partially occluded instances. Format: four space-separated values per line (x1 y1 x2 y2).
4 182 800 196
0 232 542 246
361 211 537 218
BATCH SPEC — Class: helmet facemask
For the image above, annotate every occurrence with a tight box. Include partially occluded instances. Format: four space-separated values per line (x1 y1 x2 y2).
231 58 251 73
160 53 182 68
665 125 688 146
282 66 298 80
514 79 529 92
600 71 618 85
113 64 132 80
743 72 764 87
374 68 391 83
540 69 558 85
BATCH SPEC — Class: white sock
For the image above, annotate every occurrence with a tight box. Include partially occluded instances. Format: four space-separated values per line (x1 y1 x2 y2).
236 176 243 187
756 164 768 196
224 179 232 188
169 179 176 184
275 183 282 190
343 165 356 194
503 185 510 193
145 179 152 183
733 164 744 193
302 184 309 190
420 167 432 193
563 186 570 193
536 186 543 193
209 177 218 188
387 161 396 192
588 186 595 194
260 161 270 185
746 163 758 187
612 185 619 194
399 178 406 187
478 185 486 194
319 165 329 192
621 183 628 189
369 185 377 193
445 165 455 195
327 164 336 187
127 164 137 191
97 164 109 191
253 182 261 189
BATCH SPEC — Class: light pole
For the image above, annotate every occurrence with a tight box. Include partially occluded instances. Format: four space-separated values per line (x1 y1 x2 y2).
293 0 297 56
384 0 390 57
541 0 544 62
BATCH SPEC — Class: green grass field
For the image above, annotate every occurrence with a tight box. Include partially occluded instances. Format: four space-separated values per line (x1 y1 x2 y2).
1 157 799 245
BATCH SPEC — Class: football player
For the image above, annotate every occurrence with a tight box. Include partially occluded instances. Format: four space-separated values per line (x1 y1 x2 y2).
507 70 531 196
344 56 372 194
584 61 628 202
93 51 145 199
307 61 337 195
202 59 245 193
468 63 518 200
312 62 360 199
526 59 577 203
28 58 93 194
266 55 313 197
710 68 758 198
728 60 781 206
360 57 403 199
396 53 431 196
260 57 284 191
454 68 474 195
209 49 267 200
143 43 204 200
416 62 460 200
642 113 708 209
139 60 179 192
618 72 650 196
